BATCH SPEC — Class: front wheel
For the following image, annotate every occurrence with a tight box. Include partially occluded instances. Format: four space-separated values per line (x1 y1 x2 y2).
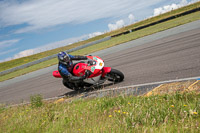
106 69 124 83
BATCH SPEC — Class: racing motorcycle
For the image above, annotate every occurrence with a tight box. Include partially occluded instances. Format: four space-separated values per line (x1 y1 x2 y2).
52 55 124 90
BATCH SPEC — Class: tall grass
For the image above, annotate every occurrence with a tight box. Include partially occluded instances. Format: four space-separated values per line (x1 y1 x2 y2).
0 92 199 132
30 94 43 108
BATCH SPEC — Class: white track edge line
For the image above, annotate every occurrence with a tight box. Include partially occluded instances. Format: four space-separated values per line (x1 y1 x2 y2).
7 76 200 107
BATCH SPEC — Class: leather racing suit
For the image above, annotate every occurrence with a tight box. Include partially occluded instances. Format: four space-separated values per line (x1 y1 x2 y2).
58 54 88 82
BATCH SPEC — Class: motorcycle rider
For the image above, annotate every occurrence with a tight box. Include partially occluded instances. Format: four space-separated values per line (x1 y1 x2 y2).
57 51 90 89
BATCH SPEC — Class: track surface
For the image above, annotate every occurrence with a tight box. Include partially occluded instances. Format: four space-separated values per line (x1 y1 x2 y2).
1 21 200 104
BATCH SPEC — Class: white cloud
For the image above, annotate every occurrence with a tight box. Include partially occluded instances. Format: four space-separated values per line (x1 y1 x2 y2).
9 34 91 60
191 0 200 2
107 13 135 31
0 39 20 62
0 48 18 56
0 39 20 48
1 31 106 62
108 20 125 31
0 0 163 33
88 32 104 38
180 0 189 6
153 0 200 16
128 14 135 24
13 49 35 59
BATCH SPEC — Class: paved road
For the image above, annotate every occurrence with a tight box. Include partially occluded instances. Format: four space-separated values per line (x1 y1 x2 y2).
1 20 200 104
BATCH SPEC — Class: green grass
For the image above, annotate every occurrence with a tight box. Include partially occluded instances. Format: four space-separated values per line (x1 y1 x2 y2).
1 11 200 82
0 58 58 82
0 1 200 73
0 92 200 132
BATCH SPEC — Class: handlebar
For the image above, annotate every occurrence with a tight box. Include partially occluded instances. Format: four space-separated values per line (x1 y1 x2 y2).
87 59 96 66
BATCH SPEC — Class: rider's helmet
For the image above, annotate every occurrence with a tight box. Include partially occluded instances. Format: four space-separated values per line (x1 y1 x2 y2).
57 51 70 64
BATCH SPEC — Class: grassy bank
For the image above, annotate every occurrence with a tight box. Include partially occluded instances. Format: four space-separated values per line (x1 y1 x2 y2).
0 1 200 72
0 91 200 132
1 11 200 82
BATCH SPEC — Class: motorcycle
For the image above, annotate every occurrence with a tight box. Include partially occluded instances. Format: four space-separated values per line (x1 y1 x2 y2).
52 55 124 90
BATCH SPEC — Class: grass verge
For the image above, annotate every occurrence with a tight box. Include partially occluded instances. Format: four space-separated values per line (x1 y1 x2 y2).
1 11 200 82
0 1 200 72
0 90 200 132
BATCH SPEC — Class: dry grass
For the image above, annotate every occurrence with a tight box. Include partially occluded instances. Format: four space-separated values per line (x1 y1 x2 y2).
145 80 200 96
0 85 200 132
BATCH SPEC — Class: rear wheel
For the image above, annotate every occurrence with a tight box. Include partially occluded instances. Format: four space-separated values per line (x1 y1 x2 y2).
106 69 124 83
63 80 79 91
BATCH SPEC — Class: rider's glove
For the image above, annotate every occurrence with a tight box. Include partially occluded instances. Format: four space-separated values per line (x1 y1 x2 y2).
87 58 96 66
88 60 94 65
85 70 90 77
82 70 90 79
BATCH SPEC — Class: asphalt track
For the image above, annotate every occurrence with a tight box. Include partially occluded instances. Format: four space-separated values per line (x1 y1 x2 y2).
1 20 200 104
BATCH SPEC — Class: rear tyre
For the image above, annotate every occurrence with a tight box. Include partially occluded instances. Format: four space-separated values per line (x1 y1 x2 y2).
107 69 124 83
63 80 79 91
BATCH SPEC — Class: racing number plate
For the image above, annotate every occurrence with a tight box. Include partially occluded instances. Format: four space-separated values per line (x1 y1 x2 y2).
91 66 95 72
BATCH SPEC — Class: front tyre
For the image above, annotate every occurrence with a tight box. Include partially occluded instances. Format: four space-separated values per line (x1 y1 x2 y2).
107 69 124 83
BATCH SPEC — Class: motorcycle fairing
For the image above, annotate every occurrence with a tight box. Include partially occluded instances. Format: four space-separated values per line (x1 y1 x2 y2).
52 56 111 79
73 56 104 78
83 75 101 84
102 67 111 77
52 70 62 78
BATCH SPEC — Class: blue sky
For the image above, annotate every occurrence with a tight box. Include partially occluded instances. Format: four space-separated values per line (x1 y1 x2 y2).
0 0 199 62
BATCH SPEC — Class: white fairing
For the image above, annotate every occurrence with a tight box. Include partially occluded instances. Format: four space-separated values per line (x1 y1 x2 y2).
83 57 104 85
95 57 104 70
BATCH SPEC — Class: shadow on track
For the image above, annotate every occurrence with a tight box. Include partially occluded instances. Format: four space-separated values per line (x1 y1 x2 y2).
58 82 117 98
